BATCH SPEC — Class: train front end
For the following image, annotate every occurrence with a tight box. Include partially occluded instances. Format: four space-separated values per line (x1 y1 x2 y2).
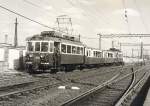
25 40 54 73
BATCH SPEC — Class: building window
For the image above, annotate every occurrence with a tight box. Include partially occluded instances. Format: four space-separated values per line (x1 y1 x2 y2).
35 42 40 51
27 42 34 51
50 42 54 52
61 44 66 53
67 45 71 53
41 42 48 52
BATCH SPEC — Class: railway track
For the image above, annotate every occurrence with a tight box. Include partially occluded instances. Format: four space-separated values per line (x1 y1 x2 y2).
0 65 124 101
61 66 146 106
115 66 150 106
0 65 144 106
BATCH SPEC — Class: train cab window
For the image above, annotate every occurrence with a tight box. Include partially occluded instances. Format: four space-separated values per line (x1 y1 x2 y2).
108 53 113 58
61 44 66 53
35 42 40 51
72 46 76 54
41 42 48 52
50 42 54 52
27 42 34 51
67 45 71 53
77 47 80 54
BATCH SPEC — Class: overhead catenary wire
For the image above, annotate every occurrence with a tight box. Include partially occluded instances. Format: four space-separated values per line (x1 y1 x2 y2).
0 4 100 40
0 4 72 35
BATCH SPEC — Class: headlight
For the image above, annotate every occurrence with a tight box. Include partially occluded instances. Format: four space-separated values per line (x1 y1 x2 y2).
40 54 44 58
29 54 33 57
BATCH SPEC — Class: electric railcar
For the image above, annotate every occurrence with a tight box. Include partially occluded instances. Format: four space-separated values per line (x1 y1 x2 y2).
25 31 123 73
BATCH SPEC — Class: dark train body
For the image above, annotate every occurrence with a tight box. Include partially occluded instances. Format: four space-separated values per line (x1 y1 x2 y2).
25 31 124 73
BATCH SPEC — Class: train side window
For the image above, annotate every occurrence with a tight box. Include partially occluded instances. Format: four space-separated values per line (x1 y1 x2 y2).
61 44 66 53
97 52 99 57
89 50 91 56
80 47 83 55
95 51 97 57
27 42 34 51
50 42 54 52
35 42 40 51
77 47 80 54
72 46 76 54
67 45 71 53
100 52 102 57
41 42 48 52
93 51 95 57
86 50 88 56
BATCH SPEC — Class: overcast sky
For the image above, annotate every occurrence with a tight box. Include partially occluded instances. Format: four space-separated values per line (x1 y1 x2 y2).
0 0 150 56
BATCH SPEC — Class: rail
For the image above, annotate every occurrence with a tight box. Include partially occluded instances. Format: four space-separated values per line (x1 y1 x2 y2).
115 71 149 106
61 66 134 106
115 68 136 106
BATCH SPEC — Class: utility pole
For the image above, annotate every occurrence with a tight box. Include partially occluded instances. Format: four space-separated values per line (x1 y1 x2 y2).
119 43 122 50
132 49 134 58
14 18 18 47
97 34 102 50
5 34 8 44
140 42 143 59
79 34 80 41
112 40 114 48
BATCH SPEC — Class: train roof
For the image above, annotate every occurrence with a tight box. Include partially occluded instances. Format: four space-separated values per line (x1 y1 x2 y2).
26 31 84 46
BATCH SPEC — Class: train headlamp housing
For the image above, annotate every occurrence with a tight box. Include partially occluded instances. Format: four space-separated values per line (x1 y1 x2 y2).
29 54 33 58
40 54 45 58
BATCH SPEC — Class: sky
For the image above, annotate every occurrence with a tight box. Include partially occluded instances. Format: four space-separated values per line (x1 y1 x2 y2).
0 0 150 56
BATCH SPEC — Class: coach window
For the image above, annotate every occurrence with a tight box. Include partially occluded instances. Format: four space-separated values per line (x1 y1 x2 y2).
89 50 91 56
61 44 66 53
35 42 40 51
86 50 88 56
72 46 76 54
93 51 95 57
41 42 48 52
67 45 71 53
80 47 83 55
97 52 101 57
100 52 102 57
27 42 34 51
50 42 54 52
77 47 80 54
97 52 99 57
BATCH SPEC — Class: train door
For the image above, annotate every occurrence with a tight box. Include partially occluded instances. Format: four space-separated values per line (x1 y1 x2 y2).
53 42 61 69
